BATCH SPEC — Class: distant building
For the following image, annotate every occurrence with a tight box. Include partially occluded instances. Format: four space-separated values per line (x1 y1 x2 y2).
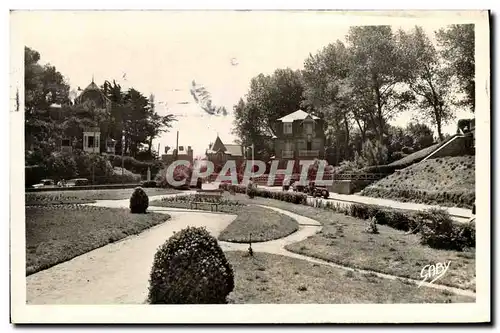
272 110 326 165
83 127 101 154
72 79 114 154
206 135 244 166
161 145 194 165
74 80 112 111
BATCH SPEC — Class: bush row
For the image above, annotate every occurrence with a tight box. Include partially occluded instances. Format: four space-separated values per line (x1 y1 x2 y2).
360 186 475 209
25 150 149 186
25 183 142 192
107 154 163 176
321 200 475 251
359 164 404 174
218 183 308 204
218 183 475 251
161 194 243 207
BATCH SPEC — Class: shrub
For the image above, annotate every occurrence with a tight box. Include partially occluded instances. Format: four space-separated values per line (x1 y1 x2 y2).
141 180 157 188
247 185 256 199
147 226 234 304
365 216 379 234
455 220 476 249
417 208 464 250
129 187 149 213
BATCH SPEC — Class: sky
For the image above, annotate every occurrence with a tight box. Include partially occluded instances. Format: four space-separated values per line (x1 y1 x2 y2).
13 10 475 157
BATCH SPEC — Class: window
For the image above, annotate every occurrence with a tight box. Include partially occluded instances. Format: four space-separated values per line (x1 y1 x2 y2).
304 122 313 135
88 136 95 148
284 122 293 134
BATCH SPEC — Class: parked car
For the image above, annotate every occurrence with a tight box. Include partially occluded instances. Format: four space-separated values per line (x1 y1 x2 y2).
291 180 307 193
32 179 56 189
66 178 89 187
305 182 330 199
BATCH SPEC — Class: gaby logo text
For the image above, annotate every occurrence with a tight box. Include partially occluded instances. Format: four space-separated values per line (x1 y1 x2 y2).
418 261 451 288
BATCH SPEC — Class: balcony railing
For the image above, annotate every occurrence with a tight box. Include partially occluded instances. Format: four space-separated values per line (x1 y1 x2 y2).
282 150 294 159
299 150 319 157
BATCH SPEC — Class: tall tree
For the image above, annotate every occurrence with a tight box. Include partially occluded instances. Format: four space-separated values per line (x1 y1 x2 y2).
24 46 70 154
246 68 305 136
302 40 352 163
436 24 475 112
144 93 176 156
398 26 455 141
346 26 414 143
232 98 273 161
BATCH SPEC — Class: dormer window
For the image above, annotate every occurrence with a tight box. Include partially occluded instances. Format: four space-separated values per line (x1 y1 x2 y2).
284 122 293 134
304 122 313 135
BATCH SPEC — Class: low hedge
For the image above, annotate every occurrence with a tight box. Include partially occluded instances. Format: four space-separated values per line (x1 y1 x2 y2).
25 183 141 192
219 183 307 204
218 183 475 251
321 201 475 251
360 186 475 209
107 154 163 176
359 164 402 174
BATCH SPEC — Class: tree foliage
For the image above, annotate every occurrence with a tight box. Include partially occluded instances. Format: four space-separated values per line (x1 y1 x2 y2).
233 24 473 168
436 24 475 112
397 26 455 140
25 46 176 163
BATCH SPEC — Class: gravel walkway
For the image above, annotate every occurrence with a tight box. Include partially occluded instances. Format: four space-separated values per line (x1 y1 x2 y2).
26 208 236 304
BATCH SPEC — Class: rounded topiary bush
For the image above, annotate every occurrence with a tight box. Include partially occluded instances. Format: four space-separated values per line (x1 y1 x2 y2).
148 226 234 304
130 187 149 214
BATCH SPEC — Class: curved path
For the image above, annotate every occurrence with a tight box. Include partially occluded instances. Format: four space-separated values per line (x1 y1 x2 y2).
27 207 236 304
27 196 475 304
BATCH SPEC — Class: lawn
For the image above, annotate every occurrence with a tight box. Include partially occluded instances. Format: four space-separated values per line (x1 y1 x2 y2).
220 193 476 291
150 195 299 242
225 251 474 304
26 187 181 205
26 205 170 275
218 205 298 243
285 217 475 291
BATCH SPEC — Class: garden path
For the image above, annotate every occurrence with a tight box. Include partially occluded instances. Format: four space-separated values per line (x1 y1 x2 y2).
27 193 475 303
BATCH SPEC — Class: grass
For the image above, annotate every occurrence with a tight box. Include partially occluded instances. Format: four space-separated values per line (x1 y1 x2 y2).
150 194 299 242
361 156 475 208
388 143 441 167
283 212 475 291
218 205 299 243
221 193 475 291
225 251 474 304
26 205 170 275
25 188 180 205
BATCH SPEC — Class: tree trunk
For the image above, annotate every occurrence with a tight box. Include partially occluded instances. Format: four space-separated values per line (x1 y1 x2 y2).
435 111 444 141
147 137 153 154
343 114 350 161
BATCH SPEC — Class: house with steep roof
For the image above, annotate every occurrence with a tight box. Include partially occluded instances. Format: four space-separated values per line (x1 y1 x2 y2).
74 79 112 111
273 109 325 164
72 79 114 154
206 135 244 166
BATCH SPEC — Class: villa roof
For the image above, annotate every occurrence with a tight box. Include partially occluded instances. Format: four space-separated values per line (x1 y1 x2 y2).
225 144 243 157
206 136 243 156
277 109 319 122
75 80 111 105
